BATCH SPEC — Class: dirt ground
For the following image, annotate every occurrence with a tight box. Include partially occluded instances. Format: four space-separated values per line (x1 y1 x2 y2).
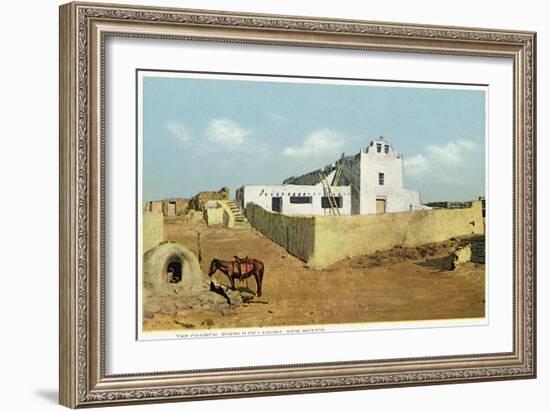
143 219 485 332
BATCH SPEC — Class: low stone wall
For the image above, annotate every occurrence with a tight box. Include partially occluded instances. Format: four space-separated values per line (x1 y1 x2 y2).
246 203 316 262
246 201 485 269
189 187 230 211
142 211 164 253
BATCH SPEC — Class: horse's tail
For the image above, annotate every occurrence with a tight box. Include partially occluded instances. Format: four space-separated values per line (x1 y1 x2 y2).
208 258 219 277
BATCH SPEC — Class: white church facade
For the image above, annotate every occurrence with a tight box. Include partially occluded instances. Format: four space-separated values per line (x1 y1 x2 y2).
237 136 428 216
236 184 352 216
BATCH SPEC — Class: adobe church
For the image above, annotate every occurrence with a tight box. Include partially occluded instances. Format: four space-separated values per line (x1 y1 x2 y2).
237 136 428 216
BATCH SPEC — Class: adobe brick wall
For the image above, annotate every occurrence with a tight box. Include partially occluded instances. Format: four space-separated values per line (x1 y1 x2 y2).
246 201 484 269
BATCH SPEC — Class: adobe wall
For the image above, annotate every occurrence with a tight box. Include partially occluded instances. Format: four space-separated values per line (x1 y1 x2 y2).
169 198 189 216
239 184 352 216
142 211 164 254
337 154 362 214
205 206 224 226
245 203 316 262
189 188 230 211
247 201 484 269
146 201 163 213
309 201 485 268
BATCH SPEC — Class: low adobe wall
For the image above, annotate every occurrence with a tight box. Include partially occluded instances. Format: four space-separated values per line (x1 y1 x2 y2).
205 205 224 226
309 201 485 268
142 211 164 254
246 201 485 269
246 203 316 262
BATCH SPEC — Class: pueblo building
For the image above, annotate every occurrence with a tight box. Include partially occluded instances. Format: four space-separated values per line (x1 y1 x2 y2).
237 136 428 216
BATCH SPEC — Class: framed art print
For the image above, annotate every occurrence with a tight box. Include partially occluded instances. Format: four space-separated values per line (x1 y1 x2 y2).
59 2 536 407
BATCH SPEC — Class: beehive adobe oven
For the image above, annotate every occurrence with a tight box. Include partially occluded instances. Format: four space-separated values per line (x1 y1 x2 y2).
142 241 244 319
143 242 210 297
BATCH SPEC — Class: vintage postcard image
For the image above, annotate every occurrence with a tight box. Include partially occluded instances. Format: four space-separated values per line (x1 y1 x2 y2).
137 71 487 340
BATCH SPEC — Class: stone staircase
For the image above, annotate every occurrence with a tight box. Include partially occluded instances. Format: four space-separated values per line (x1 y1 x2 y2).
224 200 252 229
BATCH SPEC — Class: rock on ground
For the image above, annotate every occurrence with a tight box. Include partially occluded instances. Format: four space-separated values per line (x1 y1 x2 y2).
452 244 472 269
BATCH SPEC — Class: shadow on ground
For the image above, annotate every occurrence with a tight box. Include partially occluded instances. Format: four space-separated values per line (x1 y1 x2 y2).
34 389 58 404
417 255 455 271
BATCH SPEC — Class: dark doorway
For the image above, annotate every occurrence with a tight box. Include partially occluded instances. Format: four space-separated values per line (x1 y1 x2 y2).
271 197 282 213
166 260 182 283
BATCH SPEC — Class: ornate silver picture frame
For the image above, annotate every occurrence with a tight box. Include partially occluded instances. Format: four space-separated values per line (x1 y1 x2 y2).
59 1 536 408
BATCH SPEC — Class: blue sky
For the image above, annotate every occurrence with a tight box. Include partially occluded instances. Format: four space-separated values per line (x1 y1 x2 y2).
141 74 485 204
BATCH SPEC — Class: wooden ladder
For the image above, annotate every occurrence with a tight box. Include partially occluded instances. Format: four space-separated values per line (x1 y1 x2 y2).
320 171 341 216
331 159 344 186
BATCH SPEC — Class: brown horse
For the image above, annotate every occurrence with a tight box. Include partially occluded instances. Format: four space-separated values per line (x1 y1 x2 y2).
208 256 264 297
234 256 265 297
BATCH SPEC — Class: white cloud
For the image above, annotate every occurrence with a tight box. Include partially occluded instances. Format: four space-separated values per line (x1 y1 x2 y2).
404 154 429 177
283 129 344 158
425 140 477 165
165 121 192 143
206 118 250 146
405 139 478 177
